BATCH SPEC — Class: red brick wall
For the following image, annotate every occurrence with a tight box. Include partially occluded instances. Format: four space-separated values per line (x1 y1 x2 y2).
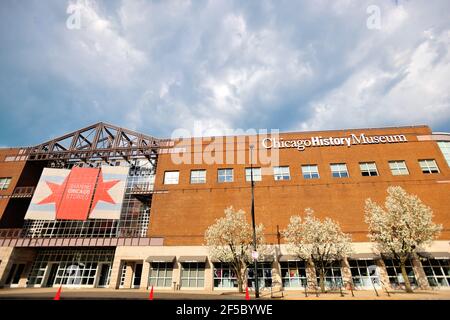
149 126 450 245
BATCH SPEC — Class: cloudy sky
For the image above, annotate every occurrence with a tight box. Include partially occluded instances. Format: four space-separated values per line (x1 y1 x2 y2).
0 0 449 146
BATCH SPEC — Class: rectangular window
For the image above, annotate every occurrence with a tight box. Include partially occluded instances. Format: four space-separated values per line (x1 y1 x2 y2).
302 165 320 179
0 177 12 190
315 261 343 289
149 262 174 288
190 170 206 184
389 161 409 176
218 169 233 183
213 263 238 288
348 259 380 289
119 262 127 288
180 263 205 288
384 259 417 288
247 262 272 289
419 159 439 174
359 162 379 176
330 163 349 178
280 261 307 288
273 166 290 181
27 249 114 287
421 258 450 287
163 171 179 184
245 168 262 182
437 141 450 167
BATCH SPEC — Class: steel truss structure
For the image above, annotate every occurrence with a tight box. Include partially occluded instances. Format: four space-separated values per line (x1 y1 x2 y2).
25 122 173 167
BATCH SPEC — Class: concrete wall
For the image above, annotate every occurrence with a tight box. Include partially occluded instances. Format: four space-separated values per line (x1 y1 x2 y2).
106 240 449 291
0 247 36 288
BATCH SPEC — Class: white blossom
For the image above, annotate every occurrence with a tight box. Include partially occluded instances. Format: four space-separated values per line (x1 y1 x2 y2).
283 208 352 291
364 186 442 258
204 206 270 292
364 186 442 292
283 208 352 261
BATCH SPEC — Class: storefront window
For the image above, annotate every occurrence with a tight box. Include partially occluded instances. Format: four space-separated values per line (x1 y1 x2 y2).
213 263 238 288
349 259 380 288
247 262 272 288
280 261 307 288
421 258 450 287
384 258 417 288
315 261 343 289
28 249 114 288
181 263 205 288
149 262 173 287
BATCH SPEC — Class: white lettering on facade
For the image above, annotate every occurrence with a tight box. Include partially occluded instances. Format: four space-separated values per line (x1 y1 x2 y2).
262 133 408 152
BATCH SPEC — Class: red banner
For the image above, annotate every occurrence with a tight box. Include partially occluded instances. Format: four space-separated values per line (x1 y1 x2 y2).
56 167 99 220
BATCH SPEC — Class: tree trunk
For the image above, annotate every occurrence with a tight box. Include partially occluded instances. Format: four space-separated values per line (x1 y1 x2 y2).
236 269 244 293
400 260 413 293
319 269 325 293
237 278 243 293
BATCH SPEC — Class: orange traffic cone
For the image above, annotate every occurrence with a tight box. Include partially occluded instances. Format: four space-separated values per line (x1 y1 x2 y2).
149 285 154 300
53 285 62 300
245 286 250 300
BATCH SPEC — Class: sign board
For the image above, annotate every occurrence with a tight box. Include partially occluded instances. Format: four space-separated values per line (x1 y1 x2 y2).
262 133 408 152
25 166 128 221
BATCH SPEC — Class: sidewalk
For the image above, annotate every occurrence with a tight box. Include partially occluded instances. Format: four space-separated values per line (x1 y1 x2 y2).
0 287 449 300
280 289 450 300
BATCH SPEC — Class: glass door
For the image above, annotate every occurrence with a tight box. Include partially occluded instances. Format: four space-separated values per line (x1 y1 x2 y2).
45 263 59 287
132 263 143 289
5 264 25 287
97 263 111 288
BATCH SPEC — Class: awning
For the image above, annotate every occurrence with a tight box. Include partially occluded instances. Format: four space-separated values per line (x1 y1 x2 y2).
146 256 175 263
417 252 450 260
210 256 274 263
179 256 207 263
279 255 303 262
258 255 274 262
348 253 381 260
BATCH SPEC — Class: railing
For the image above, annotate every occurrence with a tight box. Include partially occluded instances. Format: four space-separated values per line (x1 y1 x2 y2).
10 186 35 198
0 228 23 238
130 183 154 194
0 228 162 247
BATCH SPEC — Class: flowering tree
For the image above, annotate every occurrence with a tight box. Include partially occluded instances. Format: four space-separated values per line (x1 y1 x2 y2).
364 186 442 293
204 206 267 293
283 208 352 292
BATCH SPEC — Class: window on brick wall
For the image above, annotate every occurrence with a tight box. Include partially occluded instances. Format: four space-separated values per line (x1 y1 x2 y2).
0 177 11 190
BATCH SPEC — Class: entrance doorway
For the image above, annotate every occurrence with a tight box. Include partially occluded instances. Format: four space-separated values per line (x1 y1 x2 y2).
97 263 111 288
45 263 59 287
132 263 143 289
5 263 25 287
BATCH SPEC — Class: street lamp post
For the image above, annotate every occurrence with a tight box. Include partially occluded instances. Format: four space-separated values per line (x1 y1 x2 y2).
249 144 259 298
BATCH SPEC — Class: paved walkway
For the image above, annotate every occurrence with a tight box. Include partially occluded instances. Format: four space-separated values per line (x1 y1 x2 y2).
0 287 449 300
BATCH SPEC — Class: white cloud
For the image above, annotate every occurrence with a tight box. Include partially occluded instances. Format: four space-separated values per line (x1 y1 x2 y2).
301 28 450 131
50 0 147 88
1 0 450 147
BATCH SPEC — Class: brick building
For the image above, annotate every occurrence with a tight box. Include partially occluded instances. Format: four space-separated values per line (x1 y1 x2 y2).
0 122 449 291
